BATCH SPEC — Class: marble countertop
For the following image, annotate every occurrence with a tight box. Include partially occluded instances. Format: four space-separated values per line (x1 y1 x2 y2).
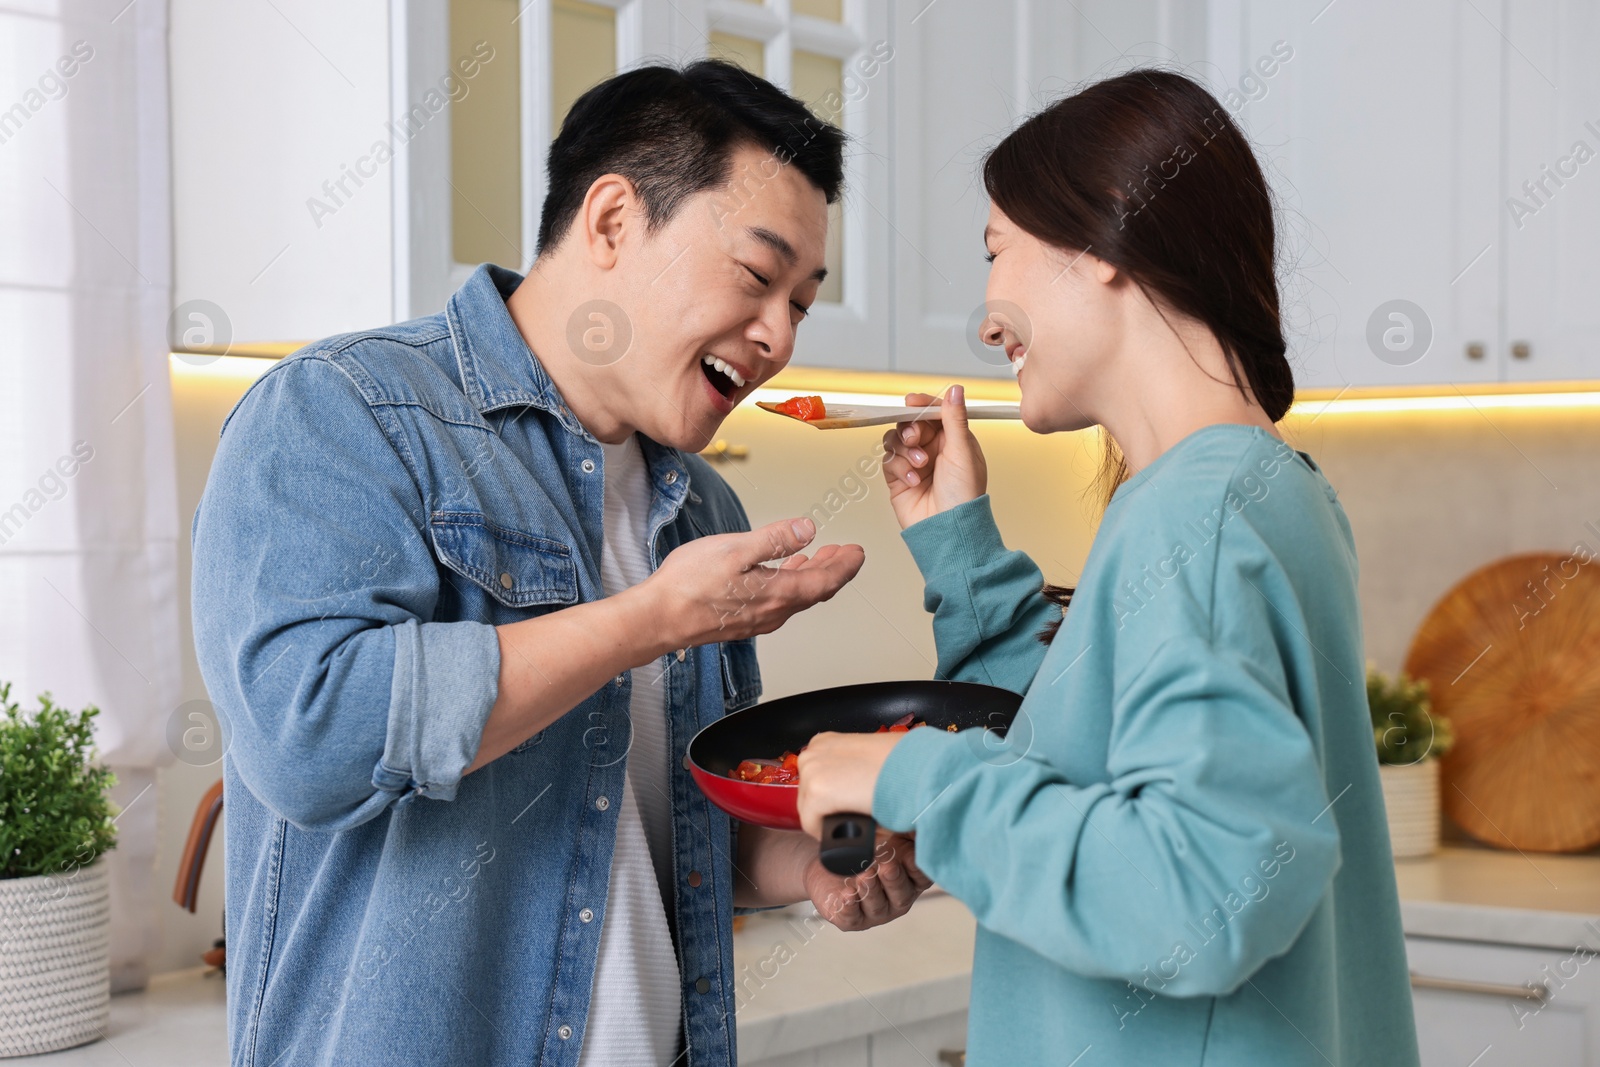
1394 844 1600 949
731 890 974 1062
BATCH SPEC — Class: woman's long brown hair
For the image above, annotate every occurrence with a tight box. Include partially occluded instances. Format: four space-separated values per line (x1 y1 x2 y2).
980 69 1294 642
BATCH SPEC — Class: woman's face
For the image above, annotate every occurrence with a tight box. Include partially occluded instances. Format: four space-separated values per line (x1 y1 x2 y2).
981 203 1120 434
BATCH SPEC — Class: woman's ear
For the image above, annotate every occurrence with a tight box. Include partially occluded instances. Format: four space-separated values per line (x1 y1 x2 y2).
575 173 636 269
1092 254 1119 285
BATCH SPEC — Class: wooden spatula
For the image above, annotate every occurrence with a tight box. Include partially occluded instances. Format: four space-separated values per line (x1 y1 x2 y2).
756 400 1023 429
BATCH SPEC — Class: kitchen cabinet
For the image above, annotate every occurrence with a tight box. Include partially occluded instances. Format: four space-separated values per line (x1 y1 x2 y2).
1395 846 1600 1067
887 0 1208 379
745 1035 871 1066
170 0 397 344
1221 0 1504 390
169 0 1203 372
173 0 1600 386
1502 0 1600 383
660 0 894 374
733 893 976 1066
1225 0 1600 390
1407 935 1600 1066
740 1010 967 1067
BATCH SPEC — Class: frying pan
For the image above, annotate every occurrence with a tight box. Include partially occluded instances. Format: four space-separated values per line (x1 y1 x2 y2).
687 680 1022 875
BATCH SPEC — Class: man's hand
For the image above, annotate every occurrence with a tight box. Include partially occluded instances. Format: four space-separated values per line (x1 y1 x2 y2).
801 832 932 932
642 516 865 652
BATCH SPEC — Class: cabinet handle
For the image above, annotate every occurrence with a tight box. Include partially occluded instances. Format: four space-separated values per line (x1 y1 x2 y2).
1409 972 1549 1003
937 1051 965 1066
1465 342 1485 360
1511 341 1531 359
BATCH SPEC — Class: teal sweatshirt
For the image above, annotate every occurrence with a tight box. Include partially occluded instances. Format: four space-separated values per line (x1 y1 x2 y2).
874 424 1420 1066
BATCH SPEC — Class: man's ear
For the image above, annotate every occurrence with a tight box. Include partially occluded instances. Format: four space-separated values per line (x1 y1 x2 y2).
575 173 636 269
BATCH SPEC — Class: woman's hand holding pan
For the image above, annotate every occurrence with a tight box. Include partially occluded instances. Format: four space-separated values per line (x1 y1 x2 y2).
880 385 989 530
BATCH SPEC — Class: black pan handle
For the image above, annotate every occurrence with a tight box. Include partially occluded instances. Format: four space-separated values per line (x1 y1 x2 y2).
819 813 877 875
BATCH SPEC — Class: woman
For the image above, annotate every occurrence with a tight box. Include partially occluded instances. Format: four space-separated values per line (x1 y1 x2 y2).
795 70 1420 1065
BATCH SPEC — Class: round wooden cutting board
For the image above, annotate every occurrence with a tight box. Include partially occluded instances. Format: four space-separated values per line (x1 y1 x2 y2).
1404 551 1600 853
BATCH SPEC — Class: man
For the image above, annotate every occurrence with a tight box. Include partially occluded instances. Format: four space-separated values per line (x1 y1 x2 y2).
191 61 932 1067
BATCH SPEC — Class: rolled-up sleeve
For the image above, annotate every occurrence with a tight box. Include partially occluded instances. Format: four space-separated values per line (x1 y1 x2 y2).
191 355 500 831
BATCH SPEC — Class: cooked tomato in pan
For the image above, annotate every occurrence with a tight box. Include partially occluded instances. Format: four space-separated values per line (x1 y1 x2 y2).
726 713 957 784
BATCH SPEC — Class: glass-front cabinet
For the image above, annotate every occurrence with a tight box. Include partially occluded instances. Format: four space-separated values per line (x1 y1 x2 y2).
394 0 890 371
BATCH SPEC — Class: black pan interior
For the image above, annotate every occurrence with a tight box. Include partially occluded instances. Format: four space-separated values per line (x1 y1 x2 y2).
690 680 1022 777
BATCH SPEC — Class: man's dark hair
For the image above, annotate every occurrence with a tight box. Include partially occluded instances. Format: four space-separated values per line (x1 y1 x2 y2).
536 59 845 255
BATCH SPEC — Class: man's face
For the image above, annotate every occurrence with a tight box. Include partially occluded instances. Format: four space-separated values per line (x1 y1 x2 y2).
596 143 830 452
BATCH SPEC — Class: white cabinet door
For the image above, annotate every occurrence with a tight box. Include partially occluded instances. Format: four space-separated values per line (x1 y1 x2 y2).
744 1034 872 1067
1229 0 1503 390
1406 935 1600 1066
890 0 1210 380
170 0 396 343
1503 0 1600 383
868 1009 967 1067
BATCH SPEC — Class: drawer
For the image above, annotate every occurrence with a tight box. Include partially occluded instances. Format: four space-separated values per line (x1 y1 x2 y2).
1406 935 1600 1066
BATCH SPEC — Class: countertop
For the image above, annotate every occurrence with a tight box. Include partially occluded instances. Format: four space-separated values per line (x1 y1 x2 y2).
1394 844 1600 949
732 890 974 1062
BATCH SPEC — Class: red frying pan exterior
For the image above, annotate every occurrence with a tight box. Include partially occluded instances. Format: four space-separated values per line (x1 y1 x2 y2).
687 680 1022 832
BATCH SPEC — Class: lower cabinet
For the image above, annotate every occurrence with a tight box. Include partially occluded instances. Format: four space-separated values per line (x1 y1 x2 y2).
741 1011 967 1067
1407 935 1600 1066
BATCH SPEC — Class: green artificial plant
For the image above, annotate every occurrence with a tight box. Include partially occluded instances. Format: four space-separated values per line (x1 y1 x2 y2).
0 681 118 880
1368 664 1455 766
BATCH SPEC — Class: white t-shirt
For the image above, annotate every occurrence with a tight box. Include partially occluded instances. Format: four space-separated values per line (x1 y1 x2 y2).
577 435 683 1067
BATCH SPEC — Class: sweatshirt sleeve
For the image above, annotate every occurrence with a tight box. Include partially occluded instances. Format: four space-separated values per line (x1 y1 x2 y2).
899 495 1058 694
872 626 1341 998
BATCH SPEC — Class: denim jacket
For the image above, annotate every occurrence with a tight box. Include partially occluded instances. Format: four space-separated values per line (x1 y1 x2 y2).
190 264 763 1067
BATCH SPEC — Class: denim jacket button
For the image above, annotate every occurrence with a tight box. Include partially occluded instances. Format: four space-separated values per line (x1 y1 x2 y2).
687 870 702 888
558 1025 573 1040
664 470 678 485
595 796 609 811
695 977 711 995
581 459 596 474
579 907 594 923
498 572 513 589
614 674 625 686
675 648 687 662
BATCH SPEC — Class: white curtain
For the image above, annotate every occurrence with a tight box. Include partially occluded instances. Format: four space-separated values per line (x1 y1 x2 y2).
0 0 180 991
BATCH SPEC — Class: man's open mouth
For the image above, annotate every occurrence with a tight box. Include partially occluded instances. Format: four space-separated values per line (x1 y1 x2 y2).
700 354 747 400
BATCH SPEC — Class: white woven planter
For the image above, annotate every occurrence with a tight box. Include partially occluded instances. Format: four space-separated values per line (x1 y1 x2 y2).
1379 759 1441 859
0 861 111 1058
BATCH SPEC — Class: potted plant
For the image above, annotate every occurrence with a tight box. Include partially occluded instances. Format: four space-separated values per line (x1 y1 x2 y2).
1368 665 1455 859
0 682 118 1058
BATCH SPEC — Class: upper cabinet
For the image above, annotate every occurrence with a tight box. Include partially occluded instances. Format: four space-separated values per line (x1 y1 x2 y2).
667 0 893 372
1502 0 1600 383
410 0 895 370
170 0 397 345
1228 0 1600 389
1223 0 1504 390
171 0 1600 388
889 0 1208 379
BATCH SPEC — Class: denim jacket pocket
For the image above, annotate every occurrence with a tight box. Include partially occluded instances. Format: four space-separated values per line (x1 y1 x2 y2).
429 511 579 609
719 638 762 713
